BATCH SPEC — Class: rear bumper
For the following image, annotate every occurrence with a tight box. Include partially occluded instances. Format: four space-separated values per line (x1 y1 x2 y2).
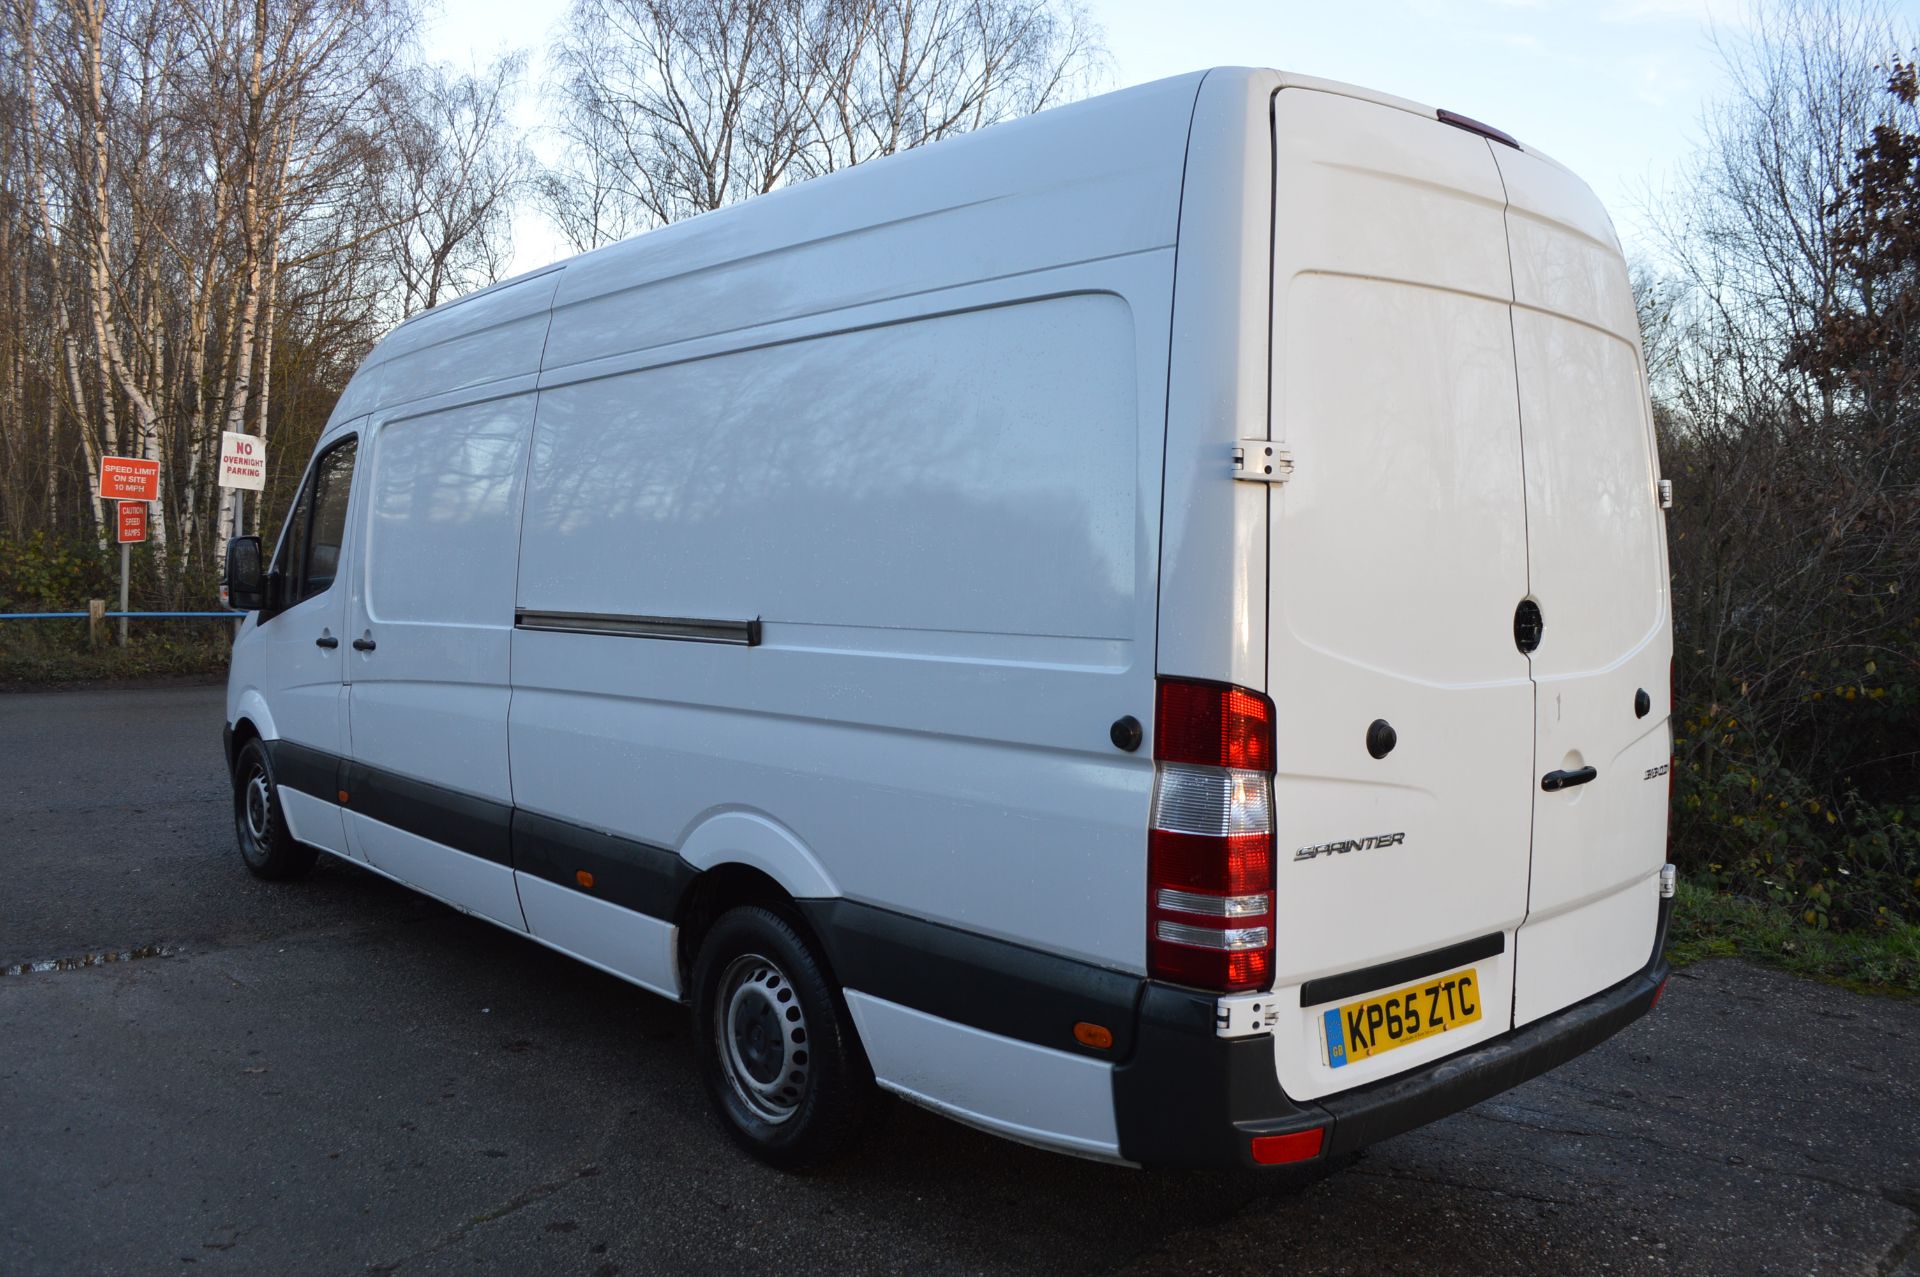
1113 895 1673 1168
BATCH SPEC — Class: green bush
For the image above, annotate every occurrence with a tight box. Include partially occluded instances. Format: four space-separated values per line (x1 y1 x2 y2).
0 531 114 612
1671 697 1919 932
0 529 224 616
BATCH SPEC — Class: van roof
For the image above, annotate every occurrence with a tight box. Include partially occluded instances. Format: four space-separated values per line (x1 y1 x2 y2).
351 67 1585 419
390 67 1492 329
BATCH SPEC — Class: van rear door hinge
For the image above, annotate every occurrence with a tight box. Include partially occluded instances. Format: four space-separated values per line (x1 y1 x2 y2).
1233 439 1293 483
1216 991 1279 1038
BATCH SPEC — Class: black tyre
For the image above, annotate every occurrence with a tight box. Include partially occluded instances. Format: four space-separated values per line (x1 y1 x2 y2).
690 904 875 1169
232 737 319 881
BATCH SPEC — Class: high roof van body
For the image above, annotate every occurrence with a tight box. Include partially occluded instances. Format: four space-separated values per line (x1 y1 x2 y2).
222 67 1675 1169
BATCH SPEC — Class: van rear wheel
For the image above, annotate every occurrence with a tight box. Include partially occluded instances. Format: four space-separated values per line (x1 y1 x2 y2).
690 904 873 1169
232 738 318 881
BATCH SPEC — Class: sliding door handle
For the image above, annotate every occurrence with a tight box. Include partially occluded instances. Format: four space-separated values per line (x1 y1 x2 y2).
314 633 338 649
1541 766 1597 792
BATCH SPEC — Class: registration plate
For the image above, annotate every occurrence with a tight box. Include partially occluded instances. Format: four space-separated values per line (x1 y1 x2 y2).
1322 967 1483 1068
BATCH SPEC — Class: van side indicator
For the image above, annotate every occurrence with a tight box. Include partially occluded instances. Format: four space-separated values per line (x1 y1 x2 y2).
1294 832 1406 861
514 609 762 647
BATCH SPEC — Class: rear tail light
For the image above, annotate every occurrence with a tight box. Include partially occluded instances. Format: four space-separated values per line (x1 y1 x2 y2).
1148 678 1277 993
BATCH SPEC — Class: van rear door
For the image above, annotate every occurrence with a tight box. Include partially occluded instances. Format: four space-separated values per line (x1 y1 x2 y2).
1262 88 1535 1102
1491 147 1672 1025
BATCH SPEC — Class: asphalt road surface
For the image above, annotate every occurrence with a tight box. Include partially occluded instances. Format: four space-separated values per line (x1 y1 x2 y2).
3 683 1918 1276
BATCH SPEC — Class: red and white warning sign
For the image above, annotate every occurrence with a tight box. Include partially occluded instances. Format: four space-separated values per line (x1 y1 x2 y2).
218 431 267 491
117 501 147 544
99 455 160 502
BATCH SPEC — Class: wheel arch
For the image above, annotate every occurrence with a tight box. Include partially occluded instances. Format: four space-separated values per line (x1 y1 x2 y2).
676 862 831 995
230 688 278 755
672 810 841 989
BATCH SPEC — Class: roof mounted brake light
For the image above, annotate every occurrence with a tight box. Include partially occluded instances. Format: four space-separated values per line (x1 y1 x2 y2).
1437 108 1521 151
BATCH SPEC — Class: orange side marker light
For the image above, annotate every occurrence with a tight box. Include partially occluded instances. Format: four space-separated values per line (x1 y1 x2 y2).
575 870 595 890
1073 1021 1113 1050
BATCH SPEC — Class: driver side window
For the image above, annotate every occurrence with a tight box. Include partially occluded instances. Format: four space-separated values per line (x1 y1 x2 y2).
271 437 357 606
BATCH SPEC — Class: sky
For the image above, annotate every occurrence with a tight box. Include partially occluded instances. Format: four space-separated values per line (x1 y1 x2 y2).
418 0 1769 275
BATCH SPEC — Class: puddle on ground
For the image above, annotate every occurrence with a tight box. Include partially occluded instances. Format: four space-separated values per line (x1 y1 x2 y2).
1 944 174 976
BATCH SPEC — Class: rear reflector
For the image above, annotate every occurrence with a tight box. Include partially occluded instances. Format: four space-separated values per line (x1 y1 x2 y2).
1251 1127 1325 1165
1437 108 1521 150
1650 976 1669 1010
1149 678 1277 993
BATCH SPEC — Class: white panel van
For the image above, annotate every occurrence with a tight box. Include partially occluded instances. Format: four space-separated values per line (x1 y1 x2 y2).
222 68 1676 1171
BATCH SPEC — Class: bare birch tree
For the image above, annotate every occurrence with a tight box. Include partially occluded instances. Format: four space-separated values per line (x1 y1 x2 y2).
379 54 530 317
540 0 1102 248
0 0 532 598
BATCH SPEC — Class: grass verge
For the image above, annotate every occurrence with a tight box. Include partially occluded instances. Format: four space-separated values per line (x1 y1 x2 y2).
1668 879 1919 996
0 625 232 687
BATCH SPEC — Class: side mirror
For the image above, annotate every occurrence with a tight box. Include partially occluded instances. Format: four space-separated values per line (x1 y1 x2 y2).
226 536 264 612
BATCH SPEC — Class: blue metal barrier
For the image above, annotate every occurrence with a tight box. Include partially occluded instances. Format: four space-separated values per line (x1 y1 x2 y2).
0 611 235 620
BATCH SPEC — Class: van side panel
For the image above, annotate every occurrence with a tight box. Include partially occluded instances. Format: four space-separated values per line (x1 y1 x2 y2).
522 297 1137 642
342 386 537 931
511 266 1176 973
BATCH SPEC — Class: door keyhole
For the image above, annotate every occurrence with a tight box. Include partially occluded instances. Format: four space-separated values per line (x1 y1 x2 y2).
1514 599 1544 654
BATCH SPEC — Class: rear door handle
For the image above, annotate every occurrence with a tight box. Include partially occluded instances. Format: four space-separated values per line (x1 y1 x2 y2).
1541 766 1597 792
351 635 376 652
315 633 338 649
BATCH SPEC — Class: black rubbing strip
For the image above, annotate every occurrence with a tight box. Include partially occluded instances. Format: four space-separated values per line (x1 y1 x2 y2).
797 899 1144 1060
341 760 513 866
1298 932 1507 1009
262 741 1145 1063
266 739 342 803
514 609 761 647
511 809 698 919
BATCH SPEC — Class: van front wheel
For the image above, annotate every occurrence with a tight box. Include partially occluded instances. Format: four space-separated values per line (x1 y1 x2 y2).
232 738 318 881
690 905 873 1169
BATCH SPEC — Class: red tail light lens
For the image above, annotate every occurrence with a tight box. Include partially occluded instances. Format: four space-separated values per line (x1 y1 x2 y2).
1148 678 1277 993
1155 679 1275 771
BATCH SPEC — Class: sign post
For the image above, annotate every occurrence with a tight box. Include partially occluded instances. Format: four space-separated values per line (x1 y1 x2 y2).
115 502 146 646
218 431 266 541
98 458 160 649
218 433 266 638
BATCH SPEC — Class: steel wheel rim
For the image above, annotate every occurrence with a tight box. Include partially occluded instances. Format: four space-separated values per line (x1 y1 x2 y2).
715 952 810 1124
240 766 273 853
